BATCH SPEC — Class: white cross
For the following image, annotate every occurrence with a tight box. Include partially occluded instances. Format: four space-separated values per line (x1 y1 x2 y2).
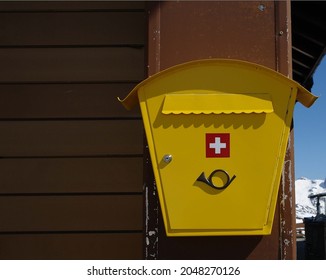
209 137 227 154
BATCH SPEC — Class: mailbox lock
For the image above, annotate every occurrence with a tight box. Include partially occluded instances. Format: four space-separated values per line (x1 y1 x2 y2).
163 154 173 163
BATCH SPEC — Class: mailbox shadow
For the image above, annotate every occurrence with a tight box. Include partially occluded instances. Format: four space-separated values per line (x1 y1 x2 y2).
153 103 267 130
194 180 225 195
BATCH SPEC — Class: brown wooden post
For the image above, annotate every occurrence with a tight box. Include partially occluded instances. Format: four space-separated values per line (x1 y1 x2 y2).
275 0 297 260
145 0 294 259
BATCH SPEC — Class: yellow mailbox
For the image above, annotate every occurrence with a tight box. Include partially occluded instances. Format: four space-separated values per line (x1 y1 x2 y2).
119 59 317 236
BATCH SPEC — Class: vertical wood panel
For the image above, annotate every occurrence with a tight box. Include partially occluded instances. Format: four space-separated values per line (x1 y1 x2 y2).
147 0 289 260
158 1 276 71
275 0 296 260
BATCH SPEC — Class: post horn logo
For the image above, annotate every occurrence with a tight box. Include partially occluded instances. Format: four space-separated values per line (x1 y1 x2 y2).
196 169 236 190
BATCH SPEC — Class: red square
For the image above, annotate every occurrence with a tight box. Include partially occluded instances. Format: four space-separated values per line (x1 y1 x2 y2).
206 133 230 158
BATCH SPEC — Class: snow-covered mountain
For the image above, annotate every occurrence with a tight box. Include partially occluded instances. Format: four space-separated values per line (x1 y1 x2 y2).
295 177 326 223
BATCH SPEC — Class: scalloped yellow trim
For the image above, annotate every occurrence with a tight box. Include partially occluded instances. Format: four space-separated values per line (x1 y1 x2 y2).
162 92 273 115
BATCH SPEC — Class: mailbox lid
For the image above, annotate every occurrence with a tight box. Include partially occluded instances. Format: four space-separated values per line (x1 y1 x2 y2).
119 59 318 110
162 91 274 114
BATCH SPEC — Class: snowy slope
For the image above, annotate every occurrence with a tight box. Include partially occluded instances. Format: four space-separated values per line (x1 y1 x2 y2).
295 177 326 223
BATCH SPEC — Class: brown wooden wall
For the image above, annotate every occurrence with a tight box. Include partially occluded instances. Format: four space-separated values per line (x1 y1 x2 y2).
0 1 145 259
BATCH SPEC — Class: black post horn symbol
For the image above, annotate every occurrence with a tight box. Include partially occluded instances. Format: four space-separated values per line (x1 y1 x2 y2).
196 169 236 190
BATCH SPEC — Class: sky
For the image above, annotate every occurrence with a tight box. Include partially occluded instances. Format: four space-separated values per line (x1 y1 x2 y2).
294 57 326 180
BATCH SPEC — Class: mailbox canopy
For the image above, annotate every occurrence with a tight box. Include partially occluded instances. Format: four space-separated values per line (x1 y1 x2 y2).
119 59 317 236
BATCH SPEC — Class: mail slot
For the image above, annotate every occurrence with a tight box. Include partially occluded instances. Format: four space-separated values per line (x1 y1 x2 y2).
119 59 317 236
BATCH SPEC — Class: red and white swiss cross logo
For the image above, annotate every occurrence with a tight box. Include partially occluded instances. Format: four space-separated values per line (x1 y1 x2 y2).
206 133 230 158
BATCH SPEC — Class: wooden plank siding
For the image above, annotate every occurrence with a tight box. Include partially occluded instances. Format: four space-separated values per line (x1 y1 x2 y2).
0 158 143 194
0 84 140 118
0 120 143 156
0 196 143 232
0 1 146 259
0 233 143 260
0 48 144 83
0 12 145 46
